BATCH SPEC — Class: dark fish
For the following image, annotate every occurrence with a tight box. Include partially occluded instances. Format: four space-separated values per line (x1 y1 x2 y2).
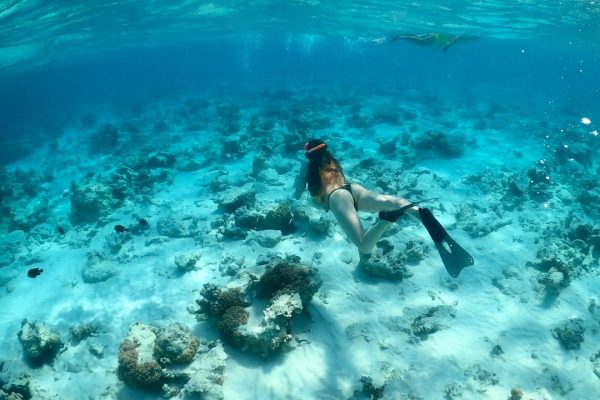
139 218 149 227
114 224 128 234
57 226 65 235
27 268 43 278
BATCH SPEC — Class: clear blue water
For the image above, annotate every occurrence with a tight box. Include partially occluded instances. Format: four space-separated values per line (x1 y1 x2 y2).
1 1 600 399
1 1 599 149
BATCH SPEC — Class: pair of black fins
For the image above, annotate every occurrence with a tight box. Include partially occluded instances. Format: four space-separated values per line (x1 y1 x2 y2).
384 201 474 277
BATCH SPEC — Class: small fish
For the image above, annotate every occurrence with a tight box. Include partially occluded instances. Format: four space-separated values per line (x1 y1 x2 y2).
114 224 128 234
139 218 149 227
27 268 43 278
57 226 65 235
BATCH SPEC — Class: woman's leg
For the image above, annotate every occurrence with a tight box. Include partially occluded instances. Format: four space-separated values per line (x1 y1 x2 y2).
351 184 419 217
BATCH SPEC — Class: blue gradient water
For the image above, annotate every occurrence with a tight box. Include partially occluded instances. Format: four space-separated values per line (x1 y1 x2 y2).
1 1 600 399
1 2 599 152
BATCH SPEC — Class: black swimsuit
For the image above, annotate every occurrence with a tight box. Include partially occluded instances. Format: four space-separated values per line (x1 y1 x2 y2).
327 183 359 212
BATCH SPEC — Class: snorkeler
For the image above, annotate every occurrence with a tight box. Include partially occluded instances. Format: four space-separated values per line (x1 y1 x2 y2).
371 32 477 52
295 139 473 277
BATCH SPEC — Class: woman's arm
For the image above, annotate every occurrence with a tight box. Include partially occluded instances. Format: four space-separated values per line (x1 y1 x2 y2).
329 190 392 254
293 161 308 199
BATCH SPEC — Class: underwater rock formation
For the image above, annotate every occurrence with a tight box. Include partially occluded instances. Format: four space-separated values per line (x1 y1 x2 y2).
192 256 321 356
464 364 499 392
412 130 466 158
253 258 321 306
88 123 120 154
552 318 585 350
0 362 31 400
349 376 385 400
156 214 200 238
229 293 303 356
154 323 199 364
215 187 256 213
69 323 99 344
174 342 227 400
247 229 282 248
217 255 245 277
81 251 119 283
70 181 122 224
234 201 295 234
117 322 226 398
143 151 176 169
174 253 200 272
409 305 456 341
357 242 414 281
196 284 248 318
454 203 512 239
492 267 532 302
291 202 331 235
528 217 599 297
17 320 63 367
590 350 600 380
9 200 50 233
117 323 165 391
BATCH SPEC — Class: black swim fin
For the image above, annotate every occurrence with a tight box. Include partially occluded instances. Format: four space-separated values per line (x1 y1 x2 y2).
419 208 474 278
379 198 438 222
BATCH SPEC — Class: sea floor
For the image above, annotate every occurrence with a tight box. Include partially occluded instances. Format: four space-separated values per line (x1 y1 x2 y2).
1 83 599 399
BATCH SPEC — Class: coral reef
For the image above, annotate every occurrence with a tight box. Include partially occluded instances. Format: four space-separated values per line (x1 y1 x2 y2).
176 342 227 399
192 256 321 356
0 362 31 400
508 387 524 400
552 318 585 350
196 284 248 318
234 201 295 234
218 255 245 277
174 253 200 272
412 130 466 158
144 151 176 169
410 305 456 340
69 323 98 344
118 341 164 390
292 205 331 235
464 364 499 392
357 244 413 281
590 350 600 380
17 320 63 367
70 181 122 224
156 215 198 238
154 322 199 364
528 216 599 297
82 251 119 283
349 376 385 400
89 123 119 154
258 202 295 234
253 260 321 306
216 188 256 213
233 293 302 355
247 229 282 248
117 321 226 397
217 306 250 346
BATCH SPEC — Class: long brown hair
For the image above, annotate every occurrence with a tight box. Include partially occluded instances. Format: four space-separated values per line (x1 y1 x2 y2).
305 139 345 199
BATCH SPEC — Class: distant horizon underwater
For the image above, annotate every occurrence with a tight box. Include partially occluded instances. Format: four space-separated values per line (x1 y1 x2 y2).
1 1 600 400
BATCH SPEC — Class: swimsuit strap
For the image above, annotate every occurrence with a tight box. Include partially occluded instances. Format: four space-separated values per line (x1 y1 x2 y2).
327 183 358 212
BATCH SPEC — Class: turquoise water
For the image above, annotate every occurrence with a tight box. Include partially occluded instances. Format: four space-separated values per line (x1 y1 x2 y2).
1 1 600 399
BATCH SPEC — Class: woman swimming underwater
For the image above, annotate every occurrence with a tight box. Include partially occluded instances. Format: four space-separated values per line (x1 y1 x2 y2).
295 139 473 277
